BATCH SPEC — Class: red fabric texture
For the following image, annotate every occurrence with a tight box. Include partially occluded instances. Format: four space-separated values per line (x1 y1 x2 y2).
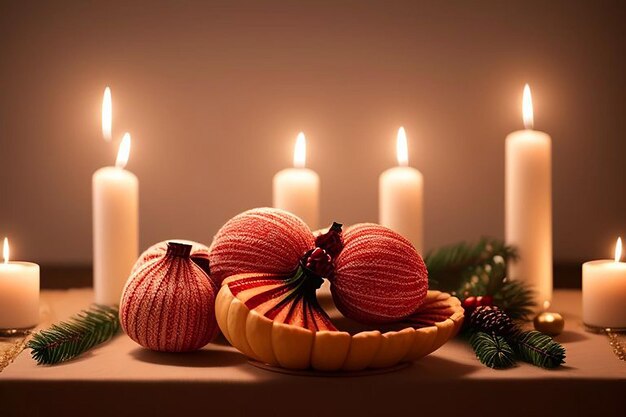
208 207 315 284
332 223 428 324
120 240 219 352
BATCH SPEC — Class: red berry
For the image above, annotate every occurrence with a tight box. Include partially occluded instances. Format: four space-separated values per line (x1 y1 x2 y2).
463 296 477 309
478 295 494 306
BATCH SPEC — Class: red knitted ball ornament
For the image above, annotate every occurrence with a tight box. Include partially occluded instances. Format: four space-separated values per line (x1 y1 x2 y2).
209 207 315 284
120 240 219 352
332 223 429 324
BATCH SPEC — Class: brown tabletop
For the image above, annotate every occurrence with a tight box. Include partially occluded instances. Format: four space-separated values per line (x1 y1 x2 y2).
1 288 624 417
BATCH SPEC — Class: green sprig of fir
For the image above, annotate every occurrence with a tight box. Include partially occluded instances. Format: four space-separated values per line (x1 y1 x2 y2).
425 238 517 290
425 238 535 320
511 330 566 369
27 304 120 365
495 280 535 321
469 331 516 369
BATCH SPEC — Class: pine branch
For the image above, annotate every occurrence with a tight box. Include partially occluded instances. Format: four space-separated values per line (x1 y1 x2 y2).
426 238 535 320
469 331 516 369
425 238 517 293
510 330 566 369
27 305 119 365
495 279 535 321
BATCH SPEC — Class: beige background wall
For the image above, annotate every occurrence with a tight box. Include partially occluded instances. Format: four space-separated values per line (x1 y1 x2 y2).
0 0 624 264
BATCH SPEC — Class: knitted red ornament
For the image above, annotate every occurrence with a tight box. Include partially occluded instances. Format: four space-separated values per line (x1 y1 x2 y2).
209 207 315 285
210 208 342 330
332 223 428 324
120 240 219 352
209 208 428 328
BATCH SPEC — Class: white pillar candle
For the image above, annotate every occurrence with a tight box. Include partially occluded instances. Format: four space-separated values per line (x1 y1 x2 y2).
92 133 138 305
102 86 112 142
583 238 626 329
273 132 320 229
379 127 424 253
0 238 40 330
505 85 552 304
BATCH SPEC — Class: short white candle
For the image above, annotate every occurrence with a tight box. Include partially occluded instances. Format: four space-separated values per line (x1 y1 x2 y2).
0 238 40 330
583 237 626 329
505 85 552 304
273 132 320 229
92 133 139 305
379 127 424 253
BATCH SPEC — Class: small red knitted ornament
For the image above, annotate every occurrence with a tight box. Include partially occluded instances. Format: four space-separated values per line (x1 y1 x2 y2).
120 240 219 352
209 207 315 284
332 223 428 324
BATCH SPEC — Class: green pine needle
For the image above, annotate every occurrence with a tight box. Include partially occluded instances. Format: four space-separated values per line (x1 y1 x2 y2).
469 331 516 369
425 238 518 291
495 279 535 321
425 238 535 321
27 304 120 365
510 330 566 369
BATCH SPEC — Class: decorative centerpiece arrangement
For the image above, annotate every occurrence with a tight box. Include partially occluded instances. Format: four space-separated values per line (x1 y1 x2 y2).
7 84 577 372
23 212 568 372
211 208 463 372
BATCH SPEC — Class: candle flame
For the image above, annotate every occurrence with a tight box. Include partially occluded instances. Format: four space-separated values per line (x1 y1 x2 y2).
396 127 409 167
102 86 112 141
615 237 623 263
522 84 534 129
116 133 131 169
293 132 306 168
543 300 550 311
3 237 9 264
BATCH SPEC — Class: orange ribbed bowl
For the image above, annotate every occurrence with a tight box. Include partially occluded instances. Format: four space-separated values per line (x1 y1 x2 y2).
216 276 464 372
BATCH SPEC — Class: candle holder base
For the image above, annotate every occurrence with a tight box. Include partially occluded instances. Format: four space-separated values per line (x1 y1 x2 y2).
583 323 626 334
0 327 34 338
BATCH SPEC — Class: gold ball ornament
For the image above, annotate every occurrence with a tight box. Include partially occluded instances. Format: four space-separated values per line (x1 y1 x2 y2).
533 311 564 336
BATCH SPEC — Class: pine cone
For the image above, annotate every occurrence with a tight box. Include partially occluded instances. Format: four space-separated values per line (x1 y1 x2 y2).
469 306 518 336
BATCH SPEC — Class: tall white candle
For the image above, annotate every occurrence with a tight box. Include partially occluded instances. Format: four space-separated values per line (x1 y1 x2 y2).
583 238 626 329
273 132 320 229
93 133 139 305
0 238 40 330
506 85 552 304
102 86 112 142
379 127 424 253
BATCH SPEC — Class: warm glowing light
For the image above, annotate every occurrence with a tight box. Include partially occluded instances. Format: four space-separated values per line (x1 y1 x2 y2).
293 132 306 168
116 133 131 169
615 237 623 263
102 86 112 141
3 237 9 264
396 127 409 167
522 84 534 129
543 300 551 311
